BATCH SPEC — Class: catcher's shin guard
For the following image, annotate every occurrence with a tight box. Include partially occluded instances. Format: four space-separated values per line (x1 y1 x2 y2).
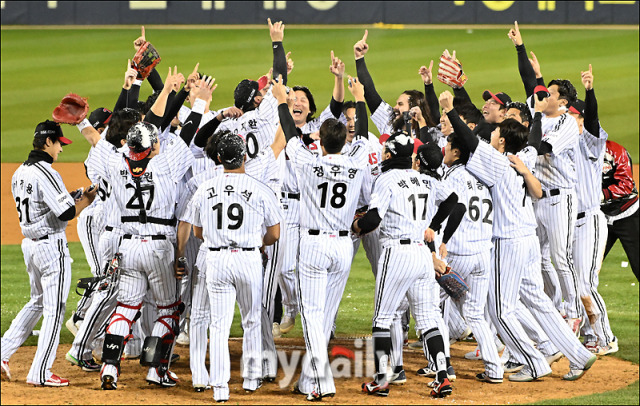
102 334 126 367
140 336 162 367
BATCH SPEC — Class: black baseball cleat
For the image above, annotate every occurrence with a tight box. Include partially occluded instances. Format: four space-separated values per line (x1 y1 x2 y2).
101 374 117 390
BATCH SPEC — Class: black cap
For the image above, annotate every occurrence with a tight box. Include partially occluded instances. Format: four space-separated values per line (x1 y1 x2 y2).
482 90 511 106
234 79 260 111
416 143 443 171
569 99 585 116
217 133 246 167
88 107 112 129
382 131 414 158
34 120 72 145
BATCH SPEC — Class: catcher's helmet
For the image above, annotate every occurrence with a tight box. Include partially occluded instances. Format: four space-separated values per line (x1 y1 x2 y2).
127 122 158 161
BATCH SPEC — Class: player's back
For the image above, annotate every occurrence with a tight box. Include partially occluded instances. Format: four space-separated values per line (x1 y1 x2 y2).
443 164 493 254
192 173 279 249
575 127 607 212
466 142 537 239
372 169 438 245
297 152 365 232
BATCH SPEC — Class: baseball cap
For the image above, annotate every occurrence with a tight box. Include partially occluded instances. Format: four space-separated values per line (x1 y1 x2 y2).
234 77 268 111
126 122 158 161
530 85 551 108
380 131 414 158
416 143 443 171
568 99 585 116
217 133 246 167
482 90 512 106
88 107 112 129
34 120 72 145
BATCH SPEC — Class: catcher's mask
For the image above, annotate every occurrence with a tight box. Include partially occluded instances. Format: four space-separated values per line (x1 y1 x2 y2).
34 120 72 145
127 122 158 161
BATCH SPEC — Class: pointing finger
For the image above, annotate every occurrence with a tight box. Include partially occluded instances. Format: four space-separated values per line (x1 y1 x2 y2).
589 63 592 73
141 26 145 39
128 59 131 68
428 60 433 71
514 20 519 31
192 62 200 74
267 18 272 28
331 50 335 61
362 29 368 42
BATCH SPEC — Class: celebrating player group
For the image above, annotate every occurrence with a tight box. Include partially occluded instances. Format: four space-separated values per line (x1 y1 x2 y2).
3 19 636 403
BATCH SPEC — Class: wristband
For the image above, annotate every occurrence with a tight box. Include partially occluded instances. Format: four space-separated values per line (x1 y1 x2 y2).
76 119 92 132
192 99 207 115
133 79 143 86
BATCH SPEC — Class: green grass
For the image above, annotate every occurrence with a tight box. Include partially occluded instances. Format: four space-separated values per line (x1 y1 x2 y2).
1 26 638 163
1 242 638 404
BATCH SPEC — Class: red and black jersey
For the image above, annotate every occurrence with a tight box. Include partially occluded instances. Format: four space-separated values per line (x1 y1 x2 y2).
601 140 638 216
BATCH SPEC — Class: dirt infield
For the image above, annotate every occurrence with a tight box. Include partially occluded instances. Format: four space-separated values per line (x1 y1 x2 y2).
2 163 639 245
0 339 638 405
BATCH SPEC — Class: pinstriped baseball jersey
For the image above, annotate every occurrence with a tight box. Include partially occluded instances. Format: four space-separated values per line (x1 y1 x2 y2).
12 161 75 239
189 173 282 248
576 127 608 212
342 132 382 209
466 142 538 238
176 165 224 223
370 101 395 137
178 105 219 128
246 147 282 195
443 163 493 255
370 168 448 245
217 89 279 161
286 136 368 231
87 137 193 237
300 104 346 134
526 100 579 189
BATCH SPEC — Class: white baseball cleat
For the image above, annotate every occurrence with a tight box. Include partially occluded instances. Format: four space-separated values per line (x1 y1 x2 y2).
1 360 11 381
272 322 282 339
176 331 190 346
465 346 482 360
279 316 296 334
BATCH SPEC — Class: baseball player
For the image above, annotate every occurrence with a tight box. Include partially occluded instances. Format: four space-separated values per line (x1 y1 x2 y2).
353 31 436 140
275 76 368 400
439 133 504 383
353 136 459 398
185 133 282 402
441 90 597 382
566 65 617 354
2 120 96 386
278 52 349 336
65 107 143 371
77 78 194 389
66 107 113 337
511 23 584 333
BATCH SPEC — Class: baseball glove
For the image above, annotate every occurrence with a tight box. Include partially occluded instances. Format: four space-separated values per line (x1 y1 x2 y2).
52 93 89 125
437 49 468 89
436 267 469 300
132 41 161 80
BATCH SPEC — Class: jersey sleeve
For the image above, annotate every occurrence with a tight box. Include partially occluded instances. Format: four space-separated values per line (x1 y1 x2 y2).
370 100 393 136
346 136 370 169
369 176 392 218
176 178 199 222
465 140 508 187
517 146 538 173
86 138 119 181
187 186 205 228
581 127 608 159
262 185 283 228
285 136 316 168
542 114 579 154
165 135 195 182
258 88 279 124
40 169 75 217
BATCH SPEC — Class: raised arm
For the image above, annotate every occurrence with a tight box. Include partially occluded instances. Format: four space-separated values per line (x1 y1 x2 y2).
419 60 441 123
347 76 368 138
354 30 384 114
440 91 478 152
582 64 600 136
508 21 537 98
179 77 216 146
146 66 183 127
269 18 288 85
329 51 345 117
509 155 542 199
273 76 298 142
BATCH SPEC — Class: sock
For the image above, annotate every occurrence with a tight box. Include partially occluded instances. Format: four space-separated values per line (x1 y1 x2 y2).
372 327 391 383
422 328 447 383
